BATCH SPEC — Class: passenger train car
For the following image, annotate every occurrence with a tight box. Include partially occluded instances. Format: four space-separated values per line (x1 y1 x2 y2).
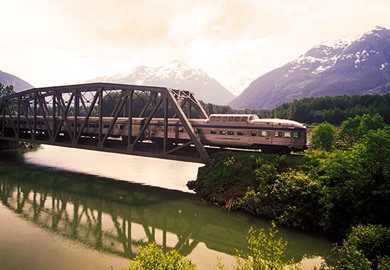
2 114 307 154
148 114 307 153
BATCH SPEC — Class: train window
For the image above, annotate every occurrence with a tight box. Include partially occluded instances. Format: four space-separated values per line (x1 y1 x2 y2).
103 124 110 129
210 130 217 135
222 116 228 121
292 132 300 138
237 131 244 136
216 116 222 121
234 116 241 122
284 132 292 138
251 131 257 136
119 125 124 130
241 116 247 122
219 130 226 135
227 131 234 135
275 131 283 137
210 116 216 121
228 116 234 121
260 131 269 137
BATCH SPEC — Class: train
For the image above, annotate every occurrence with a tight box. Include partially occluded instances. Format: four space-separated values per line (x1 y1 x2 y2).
2 114 307 154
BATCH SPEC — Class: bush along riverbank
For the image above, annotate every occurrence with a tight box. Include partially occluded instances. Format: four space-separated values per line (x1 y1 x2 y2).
187 152 325 231
187 124 390 268
188 148 390 234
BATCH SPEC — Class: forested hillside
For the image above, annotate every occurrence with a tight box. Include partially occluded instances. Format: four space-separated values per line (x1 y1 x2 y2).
272 94 390 124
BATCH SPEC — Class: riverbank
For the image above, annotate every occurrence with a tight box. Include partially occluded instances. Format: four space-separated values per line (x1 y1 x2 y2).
187 152 320 229
187 150 389 236
187 150 390 268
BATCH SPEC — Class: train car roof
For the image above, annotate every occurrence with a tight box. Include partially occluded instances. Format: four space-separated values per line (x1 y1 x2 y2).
208 114 259 118
253 118 306 128
207 114 259 121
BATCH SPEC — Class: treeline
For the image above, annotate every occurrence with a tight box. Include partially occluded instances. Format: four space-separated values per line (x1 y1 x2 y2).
202 102 272 118
272 94 390 125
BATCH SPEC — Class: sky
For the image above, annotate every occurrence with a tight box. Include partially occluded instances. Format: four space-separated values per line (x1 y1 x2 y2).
1 0 390 93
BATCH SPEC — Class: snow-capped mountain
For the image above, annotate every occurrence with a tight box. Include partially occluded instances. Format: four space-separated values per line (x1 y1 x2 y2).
228 76 254 96
229 26 390 110
89 61 235 105
0 70 33 92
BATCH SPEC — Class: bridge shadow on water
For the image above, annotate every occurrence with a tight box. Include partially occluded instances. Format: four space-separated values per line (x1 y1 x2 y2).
0 150 331 263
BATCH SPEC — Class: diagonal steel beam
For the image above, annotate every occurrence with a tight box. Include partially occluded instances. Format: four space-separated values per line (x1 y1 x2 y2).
165 89 209 163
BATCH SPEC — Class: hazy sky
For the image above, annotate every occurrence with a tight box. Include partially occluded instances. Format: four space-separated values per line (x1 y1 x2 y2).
1 0 389 92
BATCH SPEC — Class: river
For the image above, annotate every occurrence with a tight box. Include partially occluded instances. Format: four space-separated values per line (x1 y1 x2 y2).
0 145 332 269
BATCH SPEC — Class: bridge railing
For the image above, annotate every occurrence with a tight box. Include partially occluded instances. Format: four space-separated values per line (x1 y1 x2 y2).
0 83 210 163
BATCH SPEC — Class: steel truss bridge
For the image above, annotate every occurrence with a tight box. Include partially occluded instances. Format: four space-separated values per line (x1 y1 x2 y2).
0 83 210 163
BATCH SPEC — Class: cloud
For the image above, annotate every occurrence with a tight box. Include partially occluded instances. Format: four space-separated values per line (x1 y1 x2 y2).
1 0 390 89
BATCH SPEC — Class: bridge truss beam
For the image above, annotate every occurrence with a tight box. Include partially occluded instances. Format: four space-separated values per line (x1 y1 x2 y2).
0 83 210 163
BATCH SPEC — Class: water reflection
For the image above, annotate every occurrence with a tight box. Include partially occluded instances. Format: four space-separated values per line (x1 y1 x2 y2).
0 150 331 264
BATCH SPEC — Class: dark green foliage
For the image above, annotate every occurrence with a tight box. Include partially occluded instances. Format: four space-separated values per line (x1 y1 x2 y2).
202 102 272 118
319 127 390 234
272 94 390 125
0 83 15 100
0 83 17 114
325 224 390 270
192 153 267 205
237 155 323 229
337 114 385 149
193 153 324 229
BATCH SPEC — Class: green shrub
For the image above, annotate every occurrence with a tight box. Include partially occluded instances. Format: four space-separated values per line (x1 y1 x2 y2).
311 122 336 151
123 242 196 270
239 165 322 229
325 224 390 270
336 114 385 150
231 222 300 270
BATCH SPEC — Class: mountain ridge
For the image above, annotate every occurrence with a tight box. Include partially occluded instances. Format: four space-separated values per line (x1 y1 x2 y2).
0 70 33 92
87 61 235 105
229 26 390 110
